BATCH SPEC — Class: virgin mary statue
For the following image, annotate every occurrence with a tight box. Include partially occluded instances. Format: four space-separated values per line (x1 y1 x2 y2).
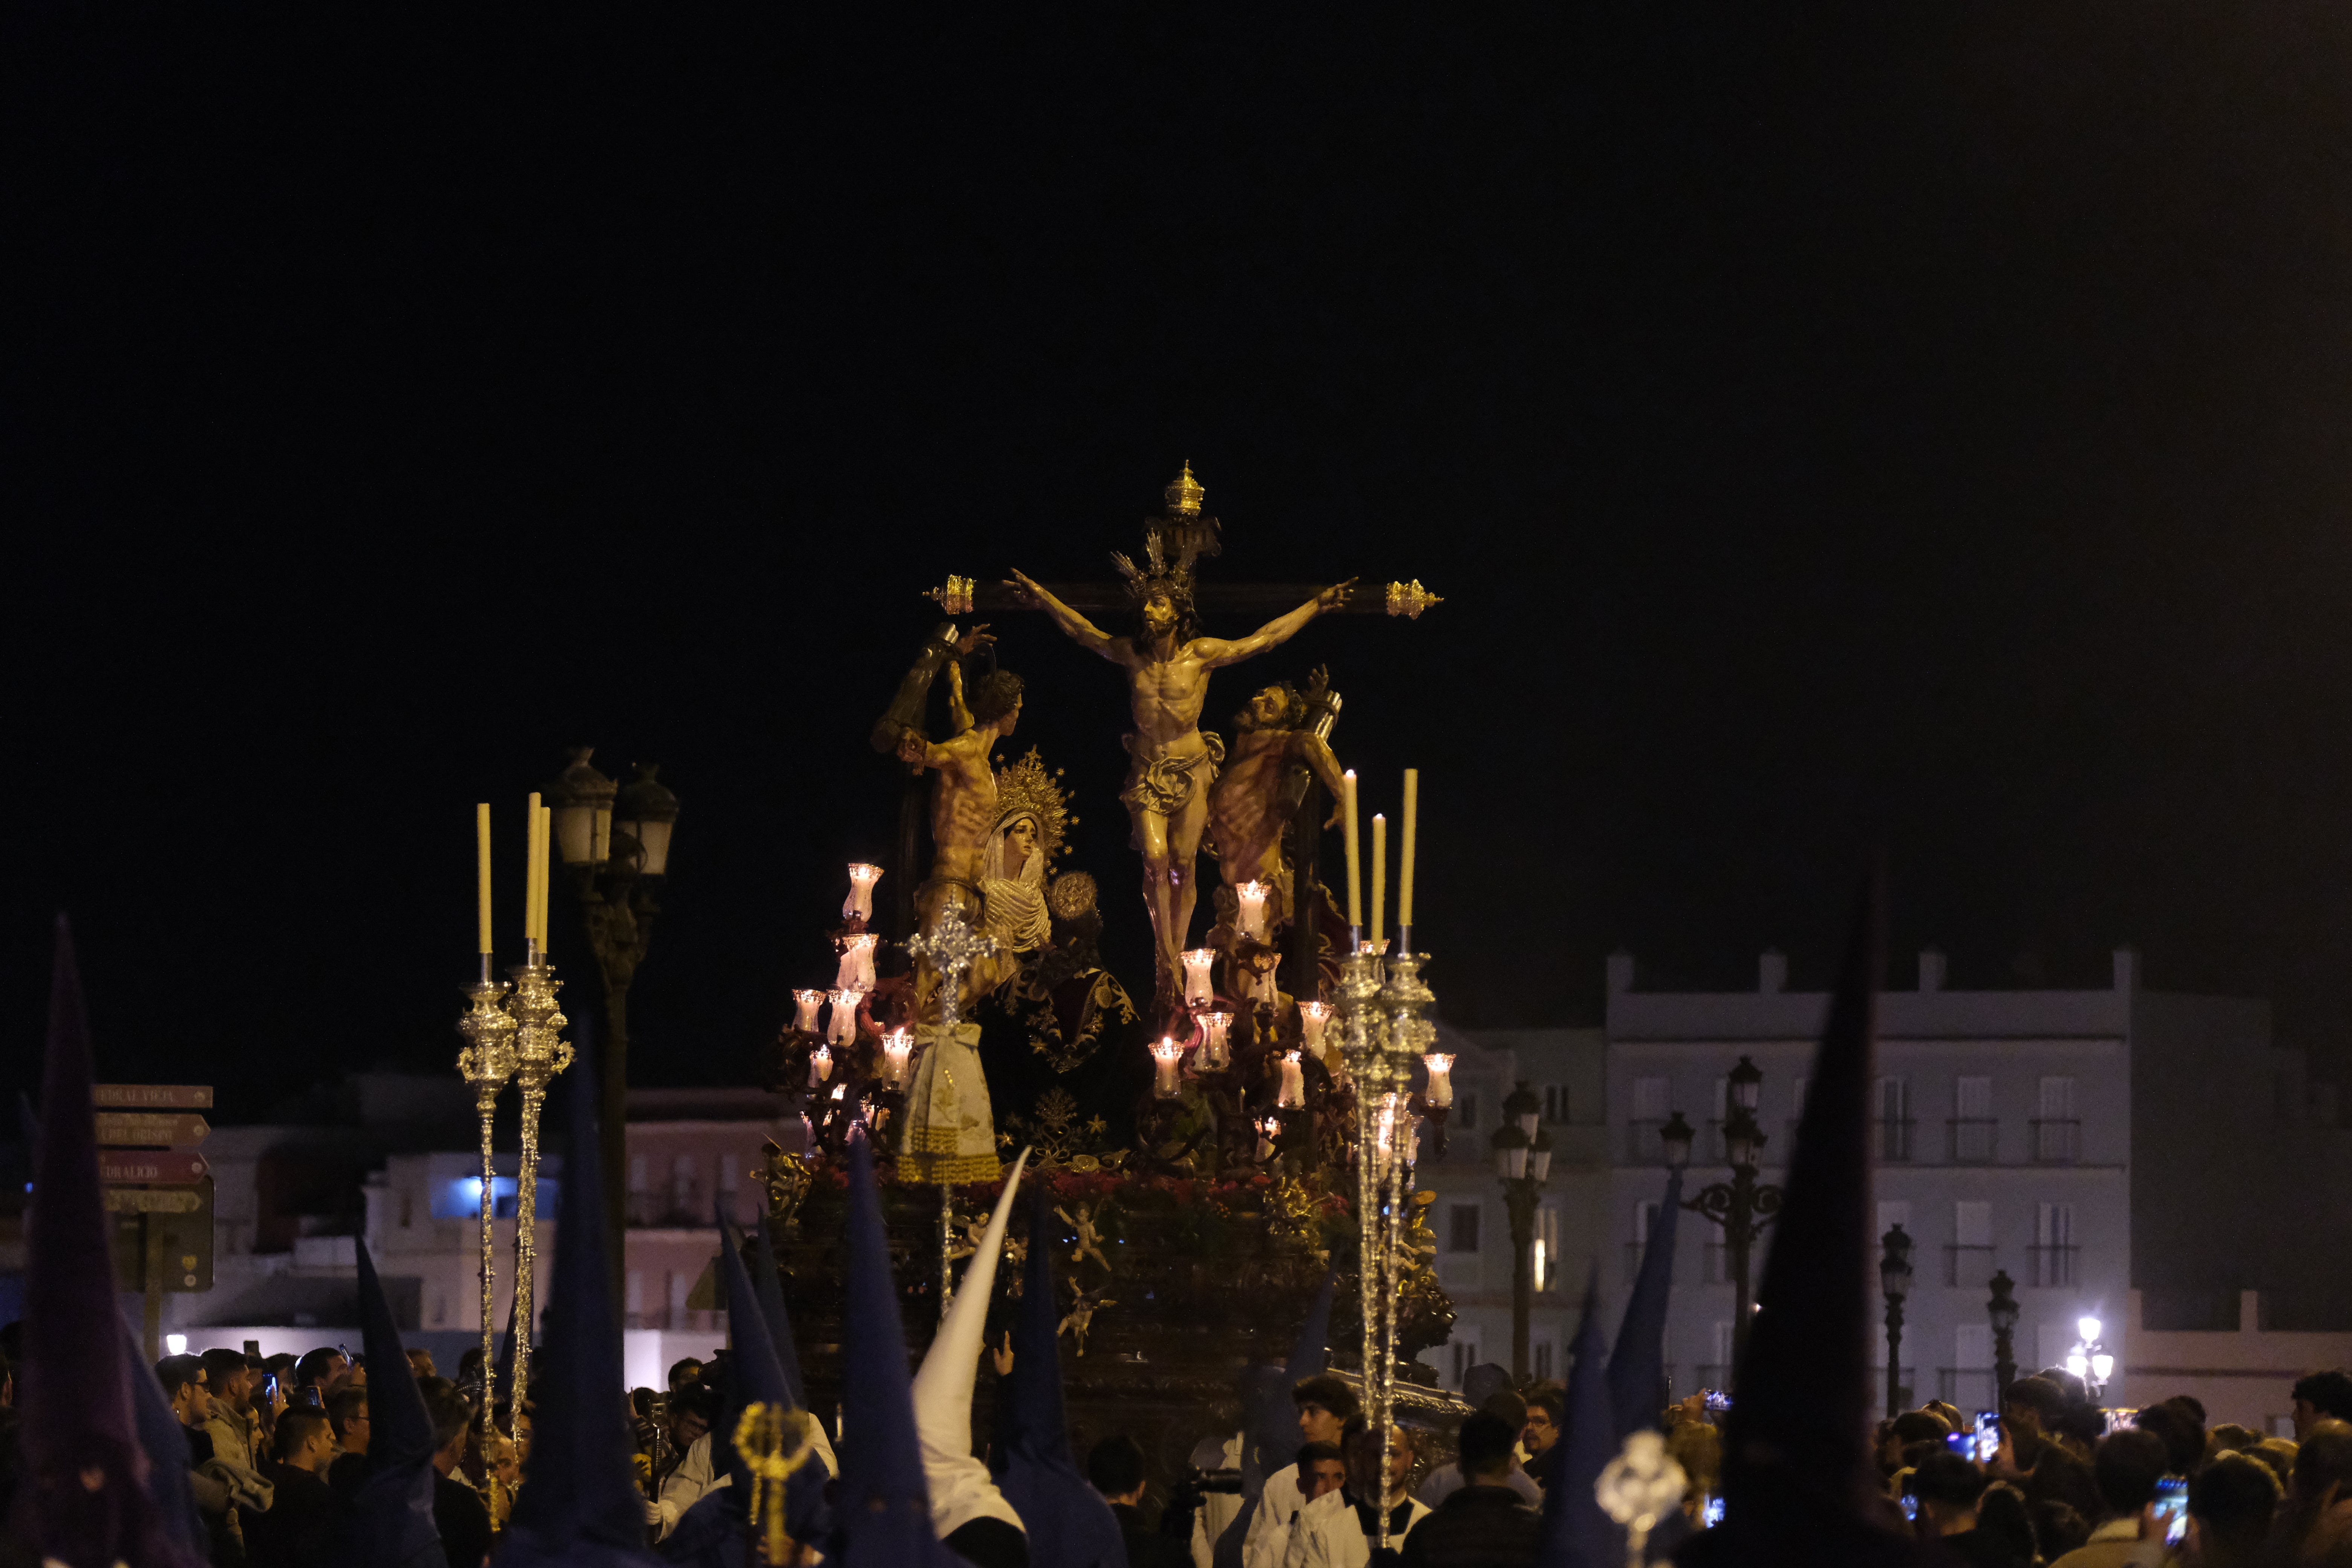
981 809 1051 956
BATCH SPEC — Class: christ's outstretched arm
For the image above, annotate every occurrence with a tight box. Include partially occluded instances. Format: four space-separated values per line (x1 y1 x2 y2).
1194 579 1356 668
1004 570 1124 662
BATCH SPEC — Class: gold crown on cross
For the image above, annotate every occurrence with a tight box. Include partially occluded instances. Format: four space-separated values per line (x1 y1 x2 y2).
1164 461 1205 518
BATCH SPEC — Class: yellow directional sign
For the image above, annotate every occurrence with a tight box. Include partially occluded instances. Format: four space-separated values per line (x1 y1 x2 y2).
104 1188 205 1214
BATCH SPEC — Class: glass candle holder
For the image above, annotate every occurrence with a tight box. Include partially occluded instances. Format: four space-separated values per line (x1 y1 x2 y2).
1257 1117 1280 1161
808 1045 833 1086
793 989 825 1034
1151 1038 1184 1099
881 1027 913 1088
1199 1011 1233 1072
1278 1050 1306 1109
1297 1000 1331 1057
843 863 884 920
827 989 861 1046
836 933 878 994
1422 1052 1455 1109
1235 881 1270 940
1182 948 1216 1009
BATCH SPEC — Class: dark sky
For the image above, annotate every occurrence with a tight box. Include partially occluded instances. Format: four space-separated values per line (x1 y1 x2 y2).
11 8 2352 1116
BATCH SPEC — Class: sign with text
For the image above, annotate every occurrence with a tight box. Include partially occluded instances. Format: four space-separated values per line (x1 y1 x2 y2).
100 1150 209 1186
94 1084 213 1110
103 1187 207 1215
95 1112 210 1148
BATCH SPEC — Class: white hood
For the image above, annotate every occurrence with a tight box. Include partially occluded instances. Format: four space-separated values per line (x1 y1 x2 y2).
911 1148 1031 1540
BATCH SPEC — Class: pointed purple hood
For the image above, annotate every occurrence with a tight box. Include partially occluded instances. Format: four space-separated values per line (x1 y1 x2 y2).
996 1190 1124 1568
340 1237 449 1568
12 917 199 1568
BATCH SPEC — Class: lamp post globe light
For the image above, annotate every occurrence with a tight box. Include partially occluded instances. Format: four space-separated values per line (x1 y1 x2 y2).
2067 1314 2114 1401
1986 1269 2021 1398
547 749 681 1266
1662 1057 1783 1384
1880 1223 1915 1418
1493 1081 1547 1380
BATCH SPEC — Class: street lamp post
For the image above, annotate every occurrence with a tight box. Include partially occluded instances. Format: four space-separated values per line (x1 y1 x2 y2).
2066 1314 2114 1403
1492 1082 1551 1380
547 749 680 1269
1880 1223 1915 1418
1663 1056 1784 1382
1986 1269 2021 1398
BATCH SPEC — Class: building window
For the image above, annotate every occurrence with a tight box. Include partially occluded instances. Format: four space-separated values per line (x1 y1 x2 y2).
1533 1341 1554 1381
625 1269 646 1330
1872 1077 1913 1162
2031 1203 2076 1286
1457 1091 1478 1132
2034 1078 2079 1163
1450 1338 1483 1387
670 1155 699 1219
1946 1200 1994 1285
1952 1076 1996 1163
1542 1084 1570 1124
1447 1203 1482 1254
1628 1201 1661 1282
667 1269 691 1331
1631 1076 1669 1161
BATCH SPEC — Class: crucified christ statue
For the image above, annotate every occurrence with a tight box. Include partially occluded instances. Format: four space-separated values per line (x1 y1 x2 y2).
1004 564 1351 1017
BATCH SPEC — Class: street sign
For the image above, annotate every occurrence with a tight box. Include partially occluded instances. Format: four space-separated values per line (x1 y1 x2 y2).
93 1084 213 1110
104 1187 206 1214
95 1112 210 1147
100 1151 209 1186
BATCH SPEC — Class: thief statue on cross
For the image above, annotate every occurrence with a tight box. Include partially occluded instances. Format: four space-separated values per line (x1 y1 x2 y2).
1004 464 1353 1021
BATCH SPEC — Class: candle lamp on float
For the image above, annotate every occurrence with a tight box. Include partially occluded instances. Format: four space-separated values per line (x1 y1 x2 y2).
1420 1052 1453 1159
1182 948 1216 1011
544 749 680 1264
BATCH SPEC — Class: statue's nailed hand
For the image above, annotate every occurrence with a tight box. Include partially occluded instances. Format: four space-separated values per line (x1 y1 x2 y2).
1002 569 1043 606
896 727 927 767
1317 577 1358 612
954 623 995 657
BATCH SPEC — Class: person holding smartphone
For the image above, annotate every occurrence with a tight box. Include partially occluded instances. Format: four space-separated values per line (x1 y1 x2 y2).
1909 1451 2030 1567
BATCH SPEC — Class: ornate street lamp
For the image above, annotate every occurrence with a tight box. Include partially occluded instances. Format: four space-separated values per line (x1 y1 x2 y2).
1667 1063 1784 1383
548 752 680 1266
1880 1223 1915 1417
1493 1081 1547 1379
2066 1314 2113 1401
1986 1269 2021 1398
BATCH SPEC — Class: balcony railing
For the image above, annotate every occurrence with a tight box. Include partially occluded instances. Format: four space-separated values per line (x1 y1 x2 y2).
1943 1244 1996 1287
2027 1244 2079 1287
1871 1118 1916 1163
2030 1119 2081 1164
1938 1368 1999 1411
1948 1118 1998 1163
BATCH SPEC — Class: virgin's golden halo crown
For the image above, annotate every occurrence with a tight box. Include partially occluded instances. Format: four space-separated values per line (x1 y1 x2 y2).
993 747 1072 865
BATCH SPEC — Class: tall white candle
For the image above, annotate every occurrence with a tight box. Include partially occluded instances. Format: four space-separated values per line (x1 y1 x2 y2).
1400 769 1418 931
1370 814 1387 950
1342 770 1361 929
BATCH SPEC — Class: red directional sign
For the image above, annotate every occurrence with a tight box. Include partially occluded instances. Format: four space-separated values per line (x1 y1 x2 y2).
99 1150 210 1186
95 1113 210 1148
94 1084 213 1110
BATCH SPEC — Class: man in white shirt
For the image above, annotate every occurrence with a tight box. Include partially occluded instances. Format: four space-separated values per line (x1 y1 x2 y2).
1242 1374 1360 1568
1285 1418 1430 1568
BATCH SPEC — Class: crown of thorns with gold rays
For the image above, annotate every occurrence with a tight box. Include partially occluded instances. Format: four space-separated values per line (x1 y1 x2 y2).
1112 462 1224 613
994 747 1073 867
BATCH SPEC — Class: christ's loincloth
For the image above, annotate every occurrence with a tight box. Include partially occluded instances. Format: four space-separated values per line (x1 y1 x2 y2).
1119 730 1225 847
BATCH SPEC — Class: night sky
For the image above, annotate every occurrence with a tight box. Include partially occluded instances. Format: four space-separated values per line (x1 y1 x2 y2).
11 9 2352 1118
